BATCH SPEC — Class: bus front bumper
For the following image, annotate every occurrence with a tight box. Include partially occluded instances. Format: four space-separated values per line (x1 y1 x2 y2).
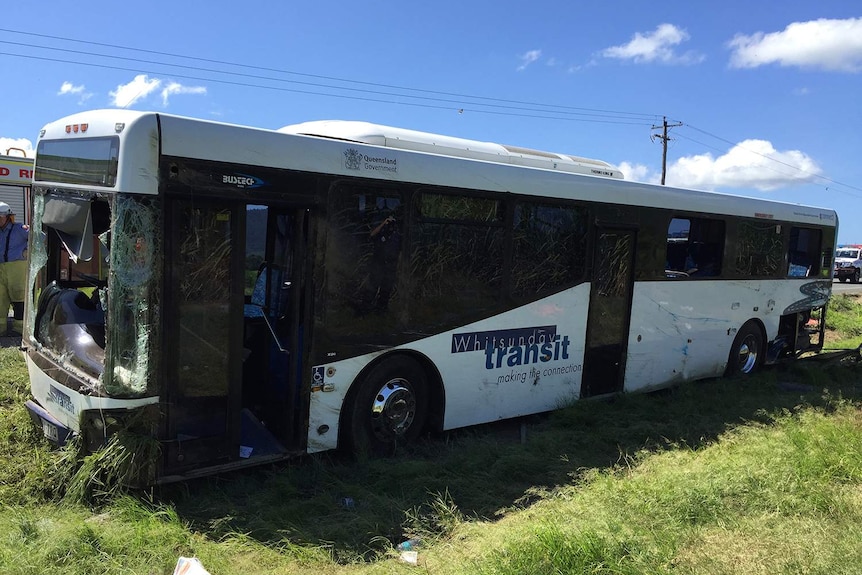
25 399 73 446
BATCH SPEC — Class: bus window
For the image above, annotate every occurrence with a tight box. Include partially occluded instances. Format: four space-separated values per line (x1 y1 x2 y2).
411 192 504 329
512 201 587 298
788 227 821 277
734 221 783 277
245 205 267 296
327 185 403 334
666 217 725 278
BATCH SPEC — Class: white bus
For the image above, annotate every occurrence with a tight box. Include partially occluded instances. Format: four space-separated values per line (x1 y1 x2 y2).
23 110 836 481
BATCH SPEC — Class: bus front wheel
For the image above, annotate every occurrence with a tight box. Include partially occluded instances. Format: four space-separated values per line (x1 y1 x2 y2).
725 322 764 377
346 356 429 455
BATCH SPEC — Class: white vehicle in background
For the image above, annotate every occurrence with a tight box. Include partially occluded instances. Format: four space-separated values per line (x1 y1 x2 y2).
834 245 862 283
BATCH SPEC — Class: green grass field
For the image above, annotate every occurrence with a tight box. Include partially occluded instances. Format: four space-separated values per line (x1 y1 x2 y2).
1 295 861 574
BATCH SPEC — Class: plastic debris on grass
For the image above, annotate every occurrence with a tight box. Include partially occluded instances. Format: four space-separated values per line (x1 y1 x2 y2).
173 557 211 575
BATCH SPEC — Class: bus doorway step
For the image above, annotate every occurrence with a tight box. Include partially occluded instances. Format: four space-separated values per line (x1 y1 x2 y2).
240 408 288 458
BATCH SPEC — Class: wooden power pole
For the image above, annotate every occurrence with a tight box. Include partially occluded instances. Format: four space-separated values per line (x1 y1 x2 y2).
652 116 683 185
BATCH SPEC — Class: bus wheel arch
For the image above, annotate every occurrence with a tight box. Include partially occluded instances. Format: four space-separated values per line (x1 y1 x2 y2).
339 351 444 455
725 320 766 377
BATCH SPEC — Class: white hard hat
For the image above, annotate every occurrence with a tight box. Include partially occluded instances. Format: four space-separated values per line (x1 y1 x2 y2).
0 202 13 216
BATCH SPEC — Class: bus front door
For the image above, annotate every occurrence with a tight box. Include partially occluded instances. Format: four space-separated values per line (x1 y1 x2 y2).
163 200 311 475
581 228 636 398
164 199 244 474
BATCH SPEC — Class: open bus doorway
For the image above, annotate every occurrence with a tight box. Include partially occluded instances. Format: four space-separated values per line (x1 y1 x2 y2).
581 228 636 397
162 200 310 476
241 205 309 453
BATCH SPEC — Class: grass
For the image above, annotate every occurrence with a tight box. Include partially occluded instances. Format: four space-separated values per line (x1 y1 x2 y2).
0 294 861 573
826 293 862 348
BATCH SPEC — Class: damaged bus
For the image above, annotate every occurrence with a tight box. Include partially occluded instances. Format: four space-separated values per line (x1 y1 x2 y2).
23 110 837 482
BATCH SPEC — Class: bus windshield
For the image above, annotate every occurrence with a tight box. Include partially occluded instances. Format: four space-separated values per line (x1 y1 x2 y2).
27 189 161 397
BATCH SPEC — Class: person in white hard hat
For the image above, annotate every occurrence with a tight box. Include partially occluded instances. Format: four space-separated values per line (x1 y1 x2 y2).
0 202 28 336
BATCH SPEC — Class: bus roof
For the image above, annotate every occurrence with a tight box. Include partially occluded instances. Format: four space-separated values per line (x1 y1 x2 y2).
35 110 837 228
279 120 624 179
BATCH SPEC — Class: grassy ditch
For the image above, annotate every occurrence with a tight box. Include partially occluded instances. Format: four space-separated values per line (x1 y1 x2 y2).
0 295 860 573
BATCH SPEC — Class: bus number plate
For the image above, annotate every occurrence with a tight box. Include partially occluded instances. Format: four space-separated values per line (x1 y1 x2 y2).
42 419 59 442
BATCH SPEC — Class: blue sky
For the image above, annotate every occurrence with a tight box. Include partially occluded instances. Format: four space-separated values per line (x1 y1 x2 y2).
2 1 861 242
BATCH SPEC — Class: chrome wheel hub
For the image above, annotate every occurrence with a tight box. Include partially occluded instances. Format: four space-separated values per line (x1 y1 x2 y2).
370 378 416 440
737 336 759 373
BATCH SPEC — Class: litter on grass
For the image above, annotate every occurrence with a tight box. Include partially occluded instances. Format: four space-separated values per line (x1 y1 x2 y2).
173 557 211 575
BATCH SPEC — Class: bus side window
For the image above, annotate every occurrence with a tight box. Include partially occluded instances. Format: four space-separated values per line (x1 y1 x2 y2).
511 201 587 298
326 185 403 332
665 218 691 277
788 227 821 277
666 217 725 279
734 221 783 277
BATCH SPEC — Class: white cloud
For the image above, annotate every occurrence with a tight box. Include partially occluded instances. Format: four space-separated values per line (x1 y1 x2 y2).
58 82 85 96
110 75 162 108
0 138 35 158
602 23 704 65
109 75 207 108
57 81 94 105
667 139 821 191
161 82 207 106
517 49 542 71
620 140 821 191
618 161 657 184
728 17 862 72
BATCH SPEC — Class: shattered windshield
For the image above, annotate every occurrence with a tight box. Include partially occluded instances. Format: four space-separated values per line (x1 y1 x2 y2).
27 189 162 398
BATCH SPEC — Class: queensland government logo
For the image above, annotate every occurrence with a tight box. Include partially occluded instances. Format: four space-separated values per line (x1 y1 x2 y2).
344 148 363 170
343 148 397 173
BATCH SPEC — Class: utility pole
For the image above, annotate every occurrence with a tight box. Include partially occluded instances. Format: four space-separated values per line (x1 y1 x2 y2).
651 116 683 185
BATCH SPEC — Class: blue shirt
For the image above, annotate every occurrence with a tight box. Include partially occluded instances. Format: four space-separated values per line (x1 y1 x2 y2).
0 221 28 262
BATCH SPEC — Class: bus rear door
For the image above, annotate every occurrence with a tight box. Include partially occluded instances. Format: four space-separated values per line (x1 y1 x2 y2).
581 227 636 397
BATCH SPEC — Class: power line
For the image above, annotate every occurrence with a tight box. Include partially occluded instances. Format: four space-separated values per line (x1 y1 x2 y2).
682 122 862 195
0 28 659 123
0 40 655 122
1 50 659 126
1 28 858 196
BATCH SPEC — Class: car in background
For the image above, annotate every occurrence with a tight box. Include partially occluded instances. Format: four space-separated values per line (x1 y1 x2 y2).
834 245 862 283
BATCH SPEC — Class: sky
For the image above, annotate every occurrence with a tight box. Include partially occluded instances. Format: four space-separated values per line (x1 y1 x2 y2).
1 1 861 242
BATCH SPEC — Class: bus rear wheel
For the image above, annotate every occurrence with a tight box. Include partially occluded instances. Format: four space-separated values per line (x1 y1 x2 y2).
346 356 429 456
725 321 764 377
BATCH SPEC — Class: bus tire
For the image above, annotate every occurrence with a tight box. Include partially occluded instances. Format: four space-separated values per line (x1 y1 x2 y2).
346 356 429 456
725 321 764 377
